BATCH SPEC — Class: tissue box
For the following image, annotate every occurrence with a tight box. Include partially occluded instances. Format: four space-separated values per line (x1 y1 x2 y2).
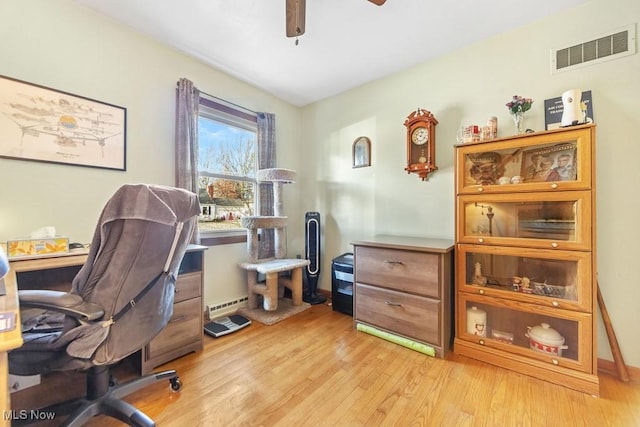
6 237 69 258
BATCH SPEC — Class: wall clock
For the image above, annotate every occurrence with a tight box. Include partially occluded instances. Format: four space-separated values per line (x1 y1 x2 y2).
404 108 438 181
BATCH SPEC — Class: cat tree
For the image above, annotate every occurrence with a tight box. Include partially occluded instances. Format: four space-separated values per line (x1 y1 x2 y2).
239 168 309 312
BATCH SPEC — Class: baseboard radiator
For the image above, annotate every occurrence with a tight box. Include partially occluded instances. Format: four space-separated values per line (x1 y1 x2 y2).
206 296 249 320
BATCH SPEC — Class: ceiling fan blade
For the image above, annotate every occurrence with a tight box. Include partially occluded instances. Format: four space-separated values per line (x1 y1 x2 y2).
286 0 306 37
368 0 387 5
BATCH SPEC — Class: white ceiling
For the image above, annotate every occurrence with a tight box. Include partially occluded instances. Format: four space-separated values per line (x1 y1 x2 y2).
75 0 588 107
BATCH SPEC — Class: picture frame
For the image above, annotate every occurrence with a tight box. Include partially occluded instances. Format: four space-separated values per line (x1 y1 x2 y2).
0 75 127 171
520 142 577 183
352 136 371 168
544 90 594 130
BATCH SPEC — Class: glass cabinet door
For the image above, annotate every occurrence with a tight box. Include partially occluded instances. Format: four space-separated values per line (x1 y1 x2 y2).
457 191 592 251
457 294 593 373
456 126 593 195
456 244 592 312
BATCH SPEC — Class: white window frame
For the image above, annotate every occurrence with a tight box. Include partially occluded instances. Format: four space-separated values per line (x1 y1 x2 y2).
197 96 258 240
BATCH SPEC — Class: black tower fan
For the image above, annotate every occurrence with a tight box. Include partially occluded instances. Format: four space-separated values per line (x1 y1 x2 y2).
304 212 327 304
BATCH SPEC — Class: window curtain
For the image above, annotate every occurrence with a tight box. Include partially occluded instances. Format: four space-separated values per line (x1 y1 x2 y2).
175 78 201 243
257 112 276 258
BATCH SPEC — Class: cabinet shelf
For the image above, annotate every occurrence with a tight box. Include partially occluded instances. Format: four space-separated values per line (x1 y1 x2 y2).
457 293 592 372
457 191 592 251
455 125 593 194
457 244 592 312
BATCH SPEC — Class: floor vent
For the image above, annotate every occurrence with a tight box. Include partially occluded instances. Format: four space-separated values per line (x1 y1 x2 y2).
206 296 249 319
551 24 636 73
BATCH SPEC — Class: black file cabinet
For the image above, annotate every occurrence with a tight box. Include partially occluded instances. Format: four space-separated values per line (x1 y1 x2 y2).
331 253 354 316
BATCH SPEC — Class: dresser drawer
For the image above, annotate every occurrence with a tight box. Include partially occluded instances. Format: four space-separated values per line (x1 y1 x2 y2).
355 283 441 345
355 246 441 298
147 297 202 359
175 271 201 303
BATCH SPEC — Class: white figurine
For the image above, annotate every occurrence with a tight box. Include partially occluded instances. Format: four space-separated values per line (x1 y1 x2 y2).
561 89 583 127
472 262 488 286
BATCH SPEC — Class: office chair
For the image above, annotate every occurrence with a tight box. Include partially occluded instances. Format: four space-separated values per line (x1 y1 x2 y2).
0 245 8 279
9 184 200 427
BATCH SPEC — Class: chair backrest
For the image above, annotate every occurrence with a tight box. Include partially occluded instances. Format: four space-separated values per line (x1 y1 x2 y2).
0 245 8 279
71 184 200 365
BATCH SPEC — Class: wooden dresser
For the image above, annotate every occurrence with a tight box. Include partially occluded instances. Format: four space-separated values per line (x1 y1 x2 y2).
137 244 206 374
352 235 454 358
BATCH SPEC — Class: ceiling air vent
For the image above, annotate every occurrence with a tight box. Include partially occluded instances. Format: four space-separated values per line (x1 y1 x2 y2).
551 24 636 73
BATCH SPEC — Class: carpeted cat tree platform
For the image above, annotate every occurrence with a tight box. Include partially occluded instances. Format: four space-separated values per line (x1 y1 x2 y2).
238 168 310 322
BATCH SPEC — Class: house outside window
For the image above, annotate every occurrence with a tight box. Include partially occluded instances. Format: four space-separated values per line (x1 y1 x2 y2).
198 97 257 235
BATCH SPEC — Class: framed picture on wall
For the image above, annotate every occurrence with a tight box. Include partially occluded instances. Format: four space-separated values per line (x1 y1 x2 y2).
352 136 371 168
0 75 127 171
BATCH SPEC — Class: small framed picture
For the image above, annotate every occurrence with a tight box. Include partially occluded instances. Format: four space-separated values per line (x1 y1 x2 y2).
352 136 371 168
520 142 577 183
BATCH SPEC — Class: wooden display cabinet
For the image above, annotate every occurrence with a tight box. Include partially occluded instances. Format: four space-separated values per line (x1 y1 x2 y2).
453 124 599 395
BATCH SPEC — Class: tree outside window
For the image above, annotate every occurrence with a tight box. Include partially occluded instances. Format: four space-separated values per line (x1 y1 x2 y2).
198 110 257 233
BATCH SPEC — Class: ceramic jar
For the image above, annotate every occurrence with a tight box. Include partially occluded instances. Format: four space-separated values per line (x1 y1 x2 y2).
525 322 568 356
466 306 487 337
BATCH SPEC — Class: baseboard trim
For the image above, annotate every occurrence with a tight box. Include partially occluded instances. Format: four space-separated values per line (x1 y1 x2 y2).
598 358 639 381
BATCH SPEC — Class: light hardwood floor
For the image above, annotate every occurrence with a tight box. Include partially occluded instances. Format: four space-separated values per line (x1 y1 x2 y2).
16 302 640 426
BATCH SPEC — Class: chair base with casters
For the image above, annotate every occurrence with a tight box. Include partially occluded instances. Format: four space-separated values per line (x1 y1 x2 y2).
13 366 182 427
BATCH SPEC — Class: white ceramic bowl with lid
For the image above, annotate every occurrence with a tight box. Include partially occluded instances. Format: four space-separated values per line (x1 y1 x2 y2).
525 322 568 356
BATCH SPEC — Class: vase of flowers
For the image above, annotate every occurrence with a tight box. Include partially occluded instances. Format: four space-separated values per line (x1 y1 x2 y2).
506 95 533 135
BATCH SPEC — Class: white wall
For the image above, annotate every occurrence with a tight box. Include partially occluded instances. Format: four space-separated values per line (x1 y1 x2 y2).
300 0 640 367
2 0 638 368
0 0 303 311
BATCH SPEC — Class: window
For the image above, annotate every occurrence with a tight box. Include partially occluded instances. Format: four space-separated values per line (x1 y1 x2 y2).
197 96 257 235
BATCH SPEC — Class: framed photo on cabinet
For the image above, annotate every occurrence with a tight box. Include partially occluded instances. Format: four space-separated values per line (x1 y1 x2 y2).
520 142 577 183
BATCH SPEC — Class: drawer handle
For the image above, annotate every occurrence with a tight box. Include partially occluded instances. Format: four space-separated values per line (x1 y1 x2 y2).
479 339 485 345
551 242 559 248
477 238 484 243
477 187 484 192
551 358 559 365
169 315 187 323
384 300 402 307
385 260 404 266
550 183 559 189
552 301 560 307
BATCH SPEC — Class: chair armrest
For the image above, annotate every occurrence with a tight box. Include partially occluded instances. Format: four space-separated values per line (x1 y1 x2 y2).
18 290 105 321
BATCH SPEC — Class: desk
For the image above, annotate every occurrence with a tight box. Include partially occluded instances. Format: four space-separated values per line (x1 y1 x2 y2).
0 251 87 423
0 271 23 426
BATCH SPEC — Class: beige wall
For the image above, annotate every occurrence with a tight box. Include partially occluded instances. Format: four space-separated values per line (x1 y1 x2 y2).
300 0 640 366
0 0 303 314
1 0 638 368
